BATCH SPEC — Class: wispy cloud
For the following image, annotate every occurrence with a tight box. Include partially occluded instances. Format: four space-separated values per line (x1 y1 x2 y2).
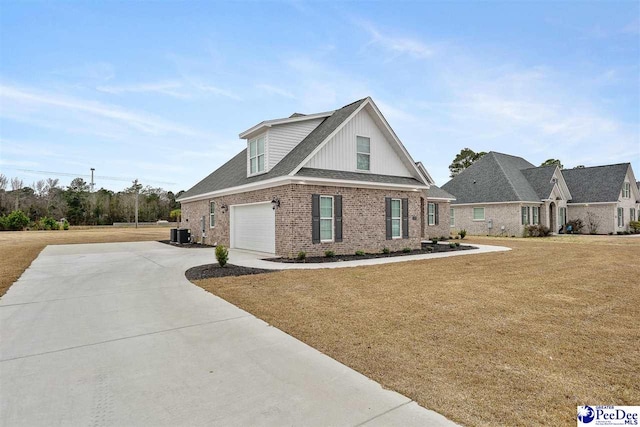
255 83 296 99
0 83 206 137
96 80 190 99
358 20 434 59
194 83 242 101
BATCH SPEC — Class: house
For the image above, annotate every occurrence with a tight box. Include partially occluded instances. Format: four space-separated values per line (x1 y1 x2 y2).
177 97 450 257
441 151 640 235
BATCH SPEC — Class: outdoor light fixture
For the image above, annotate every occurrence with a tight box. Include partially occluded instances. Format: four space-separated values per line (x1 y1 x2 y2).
271 197 280 210
220 204 228 213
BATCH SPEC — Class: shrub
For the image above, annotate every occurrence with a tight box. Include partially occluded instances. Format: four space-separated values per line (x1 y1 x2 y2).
324 250 335 258
585 211 599 234
449 243 456 248
425 246 433 252
6 210 30 231
296 251 306 261
382 247 390 254
63 220 70 230
430 238 438 244
355 250 365 256
455 242 460 247
459 229 467 239
454 235 460 239
0 215 7 231
40 216 59 230
215 245 229 267
630 220 640 233
617 231 623 235
440 236 448 241
402 247 411 253
566 218 584 234
526 224 551 237
623 231 630 235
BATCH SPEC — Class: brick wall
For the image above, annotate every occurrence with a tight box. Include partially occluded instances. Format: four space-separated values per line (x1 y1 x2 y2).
425 200 451 239
180 184 422 258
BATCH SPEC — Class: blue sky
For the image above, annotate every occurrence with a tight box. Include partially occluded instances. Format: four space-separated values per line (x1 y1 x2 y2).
1 1 639 192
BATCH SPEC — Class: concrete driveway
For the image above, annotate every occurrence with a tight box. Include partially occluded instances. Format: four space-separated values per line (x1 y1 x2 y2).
1 241 456 426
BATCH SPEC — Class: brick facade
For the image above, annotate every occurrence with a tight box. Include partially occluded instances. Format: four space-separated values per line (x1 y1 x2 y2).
424 200 451 239
180 184 423 258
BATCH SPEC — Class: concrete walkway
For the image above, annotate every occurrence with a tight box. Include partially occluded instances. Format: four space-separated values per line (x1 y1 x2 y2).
228 242 511 270
1 241 457 426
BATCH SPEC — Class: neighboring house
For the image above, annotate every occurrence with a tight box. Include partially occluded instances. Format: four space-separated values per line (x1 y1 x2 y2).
441 152 640 236
177 97 447 257
561 164 640 234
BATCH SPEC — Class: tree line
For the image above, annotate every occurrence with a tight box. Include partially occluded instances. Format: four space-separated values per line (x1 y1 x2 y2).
0 174 182 227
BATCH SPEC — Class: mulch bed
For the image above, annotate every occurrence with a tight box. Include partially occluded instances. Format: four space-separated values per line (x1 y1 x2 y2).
185 263 277 280
268 243 477 263
158 240 212 249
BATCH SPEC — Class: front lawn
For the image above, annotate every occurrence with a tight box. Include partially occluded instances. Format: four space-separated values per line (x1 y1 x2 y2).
193 235 639 426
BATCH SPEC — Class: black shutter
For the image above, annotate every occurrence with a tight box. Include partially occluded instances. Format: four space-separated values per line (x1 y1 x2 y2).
312 194 320 244
402 198 409 239
334 195 343 242
385 197 392 240
434 203 439 225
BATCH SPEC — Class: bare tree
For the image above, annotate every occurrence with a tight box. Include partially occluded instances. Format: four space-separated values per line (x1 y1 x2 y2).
586 211 600 234
0 174 7 191
11 177 24 210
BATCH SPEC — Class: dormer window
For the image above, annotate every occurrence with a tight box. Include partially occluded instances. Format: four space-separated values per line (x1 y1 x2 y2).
356 136 370 171
249 136 265 174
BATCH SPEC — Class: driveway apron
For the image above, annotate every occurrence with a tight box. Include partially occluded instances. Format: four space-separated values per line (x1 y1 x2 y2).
1 241 456 426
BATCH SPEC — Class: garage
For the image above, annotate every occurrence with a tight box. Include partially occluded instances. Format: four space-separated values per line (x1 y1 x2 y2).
230 202 276 254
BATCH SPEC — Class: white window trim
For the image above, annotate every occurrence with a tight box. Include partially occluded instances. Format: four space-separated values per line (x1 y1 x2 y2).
248 135 266 176
320 195 334 242
356 135 371 172
428 202 435 226
533 206 539 225
623 182 630 199
391 198 402 239
521 207 529 226
209 201 215 229
617 207 624 227
450 207 455 227
559 207 567 226
473 207 485 221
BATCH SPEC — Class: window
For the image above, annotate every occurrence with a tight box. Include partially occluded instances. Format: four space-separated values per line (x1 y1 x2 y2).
391 199 401 238
623 182 630 198
559 207 567 227
450 207 455 227
473 207 485 221
209 201 215 228
320 196 334 241
617 207 624 227
521 207 529 225
356 136 370 171
532 206 539 225
428 202 436 226
249 136 265 174
631 208 636 224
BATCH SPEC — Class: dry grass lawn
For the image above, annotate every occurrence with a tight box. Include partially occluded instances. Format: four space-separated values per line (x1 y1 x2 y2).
0 227 169 297
195 235 640 426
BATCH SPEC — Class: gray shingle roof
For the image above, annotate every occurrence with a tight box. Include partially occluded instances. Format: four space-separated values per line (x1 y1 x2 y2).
562 163 630 203
296 168 424 186
520 165 556 199
442 152 541 204
178 98 371 200
427 184 455 200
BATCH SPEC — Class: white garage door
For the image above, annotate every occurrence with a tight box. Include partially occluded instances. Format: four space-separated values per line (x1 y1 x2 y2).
231 202 276 254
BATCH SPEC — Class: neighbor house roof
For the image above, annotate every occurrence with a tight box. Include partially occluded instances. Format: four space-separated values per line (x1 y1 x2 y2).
179 98 370 200
561 163 631 203
427 185 455 200
442 152 541 204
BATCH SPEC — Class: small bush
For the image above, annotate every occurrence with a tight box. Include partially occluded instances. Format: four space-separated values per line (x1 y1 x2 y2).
454 235 460 240
440 236 448 241
324 250 335 258
382 247 390 254
566 218 584 234
40 216 59 230
617 231 623 235
455 242 460 247
63 220 70 230
6 210 30 231
430 238 438 244
215 245 229 267
608 232 613 235
526 224 551 237
402 247 411 253
449 242 456 248
459 229 467 239
296 251 306 261
630 220 640 233
425 246 433 252
0 215 7 231
623 231 630 235
355 250 365 256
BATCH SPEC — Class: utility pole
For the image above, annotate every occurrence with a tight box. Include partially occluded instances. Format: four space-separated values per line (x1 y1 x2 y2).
133 179 139 229
90 168 95 192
